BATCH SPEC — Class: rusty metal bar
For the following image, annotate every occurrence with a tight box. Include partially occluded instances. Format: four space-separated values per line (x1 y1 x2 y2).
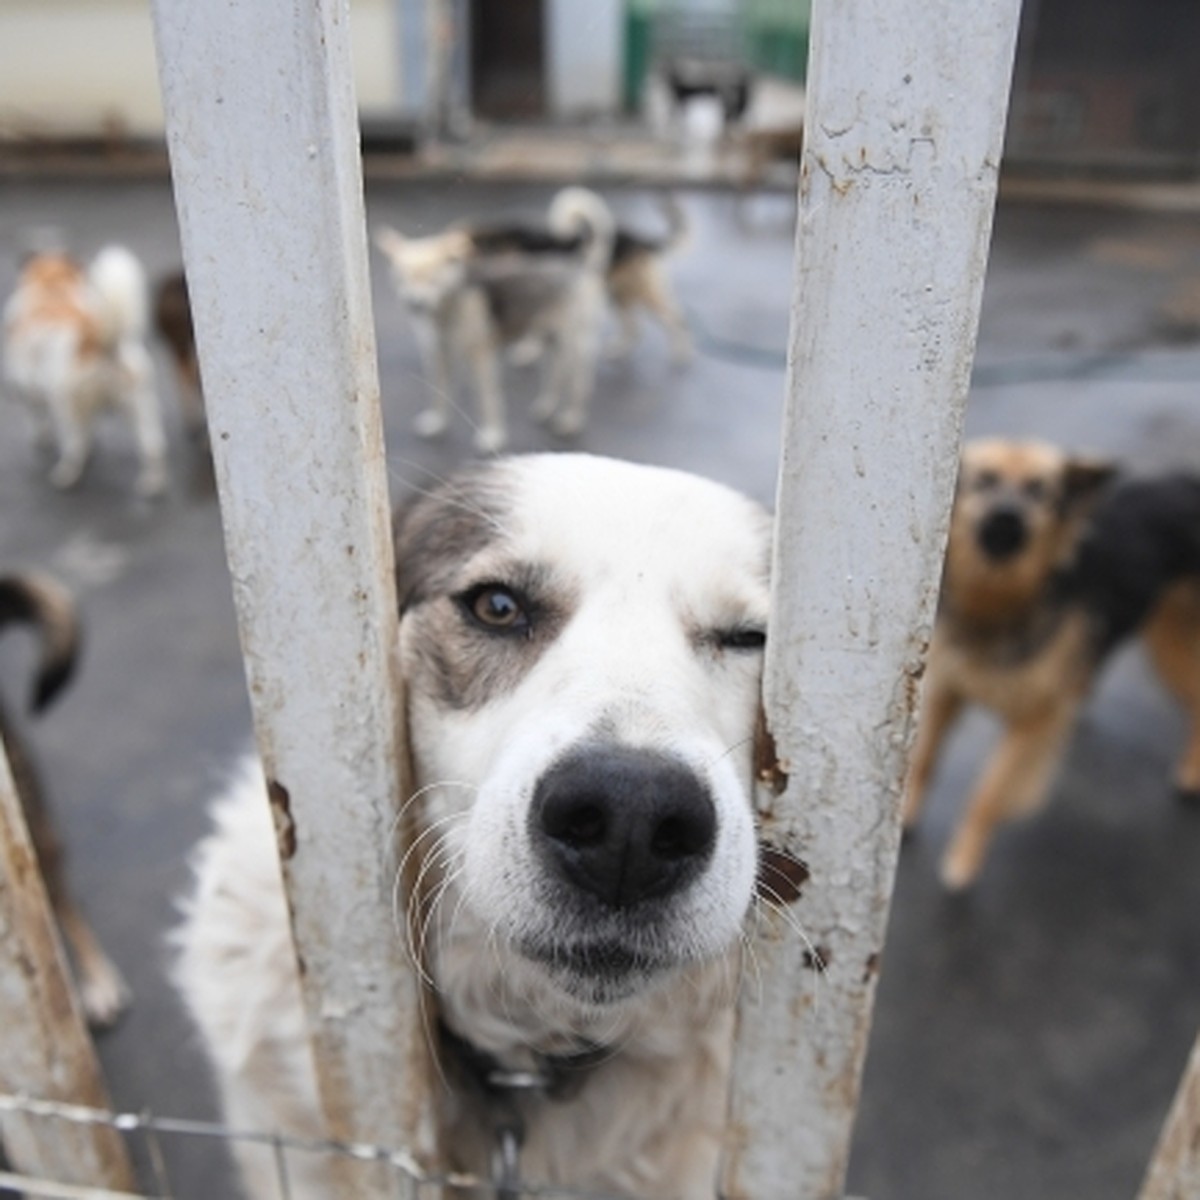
720 0 1023 1197
0 742 135 1189
150 0 433 1190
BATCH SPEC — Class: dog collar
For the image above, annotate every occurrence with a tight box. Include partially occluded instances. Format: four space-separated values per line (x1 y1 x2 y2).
438 1020 610 1199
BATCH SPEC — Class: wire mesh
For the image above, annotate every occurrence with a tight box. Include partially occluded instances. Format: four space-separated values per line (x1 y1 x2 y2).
0 1093 641 1200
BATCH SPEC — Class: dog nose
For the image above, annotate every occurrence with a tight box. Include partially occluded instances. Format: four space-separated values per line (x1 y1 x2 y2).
977 506 1028 561
531 746 716 909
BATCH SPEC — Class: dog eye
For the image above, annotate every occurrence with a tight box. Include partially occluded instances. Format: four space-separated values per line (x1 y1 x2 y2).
1021 478 1047 501
717 626 766 651
974 469 1000 491
461 584 530 634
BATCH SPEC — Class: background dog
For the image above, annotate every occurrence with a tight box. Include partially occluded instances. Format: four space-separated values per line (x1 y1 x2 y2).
904 437 1200 889
0 571 130 1027
2 246 167 496
153 269 206 445
374 187 615 453
466 190 693 365
175 454 773 1199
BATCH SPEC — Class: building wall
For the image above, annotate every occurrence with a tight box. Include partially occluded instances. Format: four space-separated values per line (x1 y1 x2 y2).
0 0 400 138
545 0 622 117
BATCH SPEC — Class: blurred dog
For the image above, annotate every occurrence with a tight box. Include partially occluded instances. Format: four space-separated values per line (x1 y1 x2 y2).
0 571 130 1026
153 269 206 445
904 438 1200 889
374 188 615 453
2 246 167 496
175 454 776 1199
468 191 693 365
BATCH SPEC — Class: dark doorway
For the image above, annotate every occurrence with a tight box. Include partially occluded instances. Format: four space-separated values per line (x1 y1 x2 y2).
470 0 546 119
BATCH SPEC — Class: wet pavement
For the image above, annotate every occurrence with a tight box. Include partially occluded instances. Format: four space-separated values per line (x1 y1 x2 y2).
1 177 1199 1200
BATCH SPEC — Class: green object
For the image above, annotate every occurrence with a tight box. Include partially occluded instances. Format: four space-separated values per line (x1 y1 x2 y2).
622 0 810 113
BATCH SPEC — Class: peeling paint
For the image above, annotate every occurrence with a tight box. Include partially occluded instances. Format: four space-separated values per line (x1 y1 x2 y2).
268 778 297 860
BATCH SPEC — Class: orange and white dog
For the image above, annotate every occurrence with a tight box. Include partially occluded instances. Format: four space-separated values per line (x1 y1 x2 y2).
3 247 167 497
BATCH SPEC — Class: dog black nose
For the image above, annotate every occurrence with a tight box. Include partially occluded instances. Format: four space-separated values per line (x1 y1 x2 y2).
977 507 1028 561
531 746 716 909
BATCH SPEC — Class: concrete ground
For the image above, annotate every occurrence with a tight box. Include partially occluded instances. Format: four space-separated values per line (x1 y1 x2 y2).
1 177 1199 1200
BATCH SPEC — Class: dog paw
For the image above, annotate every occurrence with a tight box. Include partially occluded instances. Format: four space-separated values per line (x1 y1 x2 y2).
48 460 85 490
79 963 132 1031
507 337 546 367
939 848 981 893
136 468 168 499
549 410 586 438
414 409 449 439
474 425 507 455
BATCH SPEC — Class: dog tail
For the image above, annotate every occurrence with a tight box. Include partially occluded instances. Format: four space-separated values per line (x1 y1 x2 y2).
88 245 149 346
0 572 81 714
658 192 690 256
548 187 616 273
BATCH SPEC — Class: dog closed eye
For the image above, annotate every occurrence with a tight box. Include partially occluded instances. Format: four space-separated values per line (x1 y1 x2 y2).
714 625 766 651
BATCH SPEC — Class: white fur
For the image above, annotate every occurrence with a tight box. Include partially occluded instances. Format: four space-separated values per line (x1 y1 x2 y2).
2 246 167 496
176 454 773 1199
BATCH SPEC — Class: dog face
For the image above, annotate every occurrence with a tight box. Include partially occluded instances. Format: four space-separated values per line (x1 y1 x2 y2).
396 454 770 1006
373 227 471 315
946 438 1115 618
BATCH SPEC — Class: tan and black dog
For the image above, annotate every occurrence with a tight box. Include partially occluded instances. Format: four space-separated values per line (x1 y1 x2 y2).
0 571 129 1026
904 438 1200 890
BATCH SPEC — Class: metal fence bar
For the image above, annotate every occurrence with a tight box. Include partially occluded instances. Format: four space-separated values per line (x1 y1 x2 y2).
0 745 135 1189
1139 1030 1200 1200
720 1 1023 1197
150 0 432 1189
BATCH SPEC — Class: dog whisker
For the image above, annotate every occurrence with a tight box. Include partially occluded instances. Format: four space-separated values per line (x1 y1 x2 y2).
394 366 488 441
752 889 826 1015
392 811 469 915
386 466 515 542
387 453 517 538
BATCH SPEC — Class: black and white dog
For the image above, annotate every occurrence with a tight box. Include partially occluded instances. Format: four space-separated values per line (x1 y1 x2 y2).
175 454 776 1199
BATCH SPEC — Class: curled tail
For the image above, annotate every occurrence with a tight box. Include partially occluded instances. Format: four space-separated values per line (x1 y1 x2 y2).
88 245 149 346
0 572 81 712
547 187 616 273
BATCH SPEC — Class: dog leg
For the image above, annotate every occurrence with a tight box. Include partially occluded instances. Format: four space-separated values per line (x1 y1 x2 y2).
412 319 452 440
1142 583 1200 802
123 348 169 498
902 677 964 832
57 903 131 1029
45 390 92 489
940 705 1077 890
548 337 597 439
641 266 693 366
546 289 603 438
16 746 130 1029
467 339 506 455
605 305 639 361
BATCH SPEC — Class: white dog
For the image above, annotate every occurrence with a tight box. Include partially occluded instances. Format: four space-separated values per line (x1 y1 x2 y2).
2 246 167 496
374 189 614 455
176 454 778 1200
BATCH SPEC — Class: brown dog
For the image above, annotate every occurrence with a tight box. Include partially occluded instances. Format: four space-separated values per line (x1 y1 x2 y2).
0 571 130 1026
904 438 1200 889
153 270 206 444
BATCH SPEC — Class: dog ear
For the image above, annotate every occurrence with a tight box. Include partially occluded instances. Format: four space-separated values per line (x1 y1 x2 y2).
1062 457 1118 510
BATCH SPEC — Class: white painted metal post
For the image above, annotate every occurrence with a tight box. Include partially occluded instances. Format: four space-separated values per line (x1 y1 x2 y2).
0 742 134 1189
721 2 1022 1197
1139 1031 1200 1200
151 0 432 1186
